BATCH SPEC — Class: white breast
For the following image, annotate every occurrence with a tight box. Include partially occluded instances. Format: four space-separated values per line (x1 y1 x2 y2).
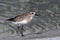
12 20 27 24
20 20 27 24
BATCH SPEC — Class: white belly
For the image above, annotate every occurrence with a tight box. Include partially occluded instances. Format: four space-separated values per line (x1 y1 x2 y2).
12 20 27 24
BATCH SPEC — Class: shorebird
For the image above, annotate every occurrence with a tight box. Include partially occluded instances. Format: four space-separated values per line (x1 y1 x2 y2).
6 11 37 36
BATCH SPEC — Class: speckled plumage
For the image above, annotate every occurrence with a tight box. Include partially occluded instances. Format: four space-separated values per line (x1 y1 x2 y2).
6 11 36 36
7 12 36 25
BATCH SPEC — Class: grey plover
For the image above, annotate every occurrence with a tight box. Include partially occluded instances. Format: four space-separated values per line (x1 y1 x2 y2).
6 11 37 36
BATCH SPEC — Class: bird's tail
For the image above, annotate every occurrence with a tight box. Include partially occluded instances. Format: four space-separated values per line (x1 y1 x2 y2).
0 18 14 23
6 18 14 21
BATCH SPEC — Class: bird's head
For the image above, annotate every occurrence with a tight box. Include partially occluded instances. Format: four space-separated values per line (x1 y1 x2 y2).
29 12 36 16
29 11 38 17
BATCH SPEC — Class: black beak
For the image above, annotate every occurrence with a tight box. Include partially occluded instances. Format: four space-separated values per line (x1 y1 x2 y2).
35 14 39 16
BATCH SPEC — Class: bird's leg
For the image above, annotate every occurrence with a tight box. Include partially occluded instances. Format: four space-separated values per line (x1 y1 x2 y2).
21 25 24 36
17 25 24 36
16 24 21 33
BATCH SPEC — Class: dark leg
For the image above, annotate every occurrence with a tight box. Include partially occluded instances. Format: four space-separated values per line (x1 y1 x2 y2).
20 26 24 36
17 26 24 36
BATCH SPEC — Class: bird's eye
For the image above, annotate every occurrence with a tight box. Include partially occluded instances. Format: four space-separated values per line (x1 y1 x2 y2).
32 13 33 14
